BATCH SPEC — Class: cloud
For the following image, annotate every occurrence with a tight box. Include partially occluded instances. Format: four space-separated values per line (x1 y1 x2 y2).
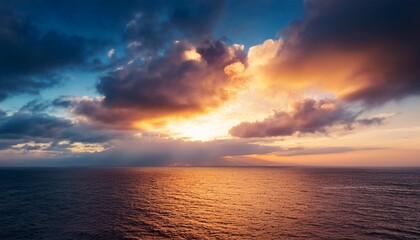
229 99 385 138
0 137 280 167
3 0 225 43
0 101 282 166
249 0 420 106
355 117 387 126
0 0 238 131
0 137 388 167
107 48 115 58
46 0 243 129
274 146 384 157
124 0 225 55
0 139 26 150
0 108 125 151
0 112 72 140
82 138 278 166
1 0 141 33
19 99 51 113
61 39 247 128
0 7 103 101
0 108 6 118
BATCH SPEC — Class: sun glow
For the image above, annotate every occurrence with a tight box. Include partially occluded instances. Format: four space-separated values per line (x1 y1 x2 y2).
162 90 290 141
166 122 226 141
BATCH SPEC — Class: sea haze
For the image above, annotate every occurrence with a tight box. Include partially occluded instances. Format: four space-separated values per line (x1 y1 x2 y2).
0 167 419 239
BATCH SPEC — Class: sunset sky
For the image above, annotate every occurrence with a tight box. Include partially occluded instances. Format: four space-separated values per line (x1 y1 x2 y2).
0 0 419 166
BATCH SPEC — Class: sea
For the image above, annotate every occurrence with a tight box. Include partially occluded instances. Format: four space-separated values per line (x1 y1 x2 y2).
0 167 419 239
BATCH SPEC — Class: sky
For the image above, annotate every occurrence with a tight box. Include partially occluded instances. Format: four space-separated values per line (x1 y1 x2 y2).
0 0 419 167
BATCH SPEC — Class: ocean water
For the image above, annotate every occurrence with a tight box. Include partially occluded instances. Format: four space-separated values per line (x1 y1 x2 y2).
0 167 419 240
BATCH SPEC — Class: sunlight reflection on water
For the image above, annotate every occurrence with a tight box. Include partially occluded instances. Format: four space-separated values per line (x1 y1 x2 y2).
0 167 419 239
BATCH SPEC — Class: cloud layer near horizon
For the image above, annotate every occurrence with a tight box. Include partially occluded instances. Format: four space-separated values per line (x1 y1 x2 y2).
0 106 126 152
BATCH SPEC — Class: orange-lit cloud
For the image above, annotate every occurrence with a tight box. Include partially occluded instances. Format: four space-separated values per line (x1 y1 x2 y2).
228 0 420 140
58 40 247 129
247 0 420 106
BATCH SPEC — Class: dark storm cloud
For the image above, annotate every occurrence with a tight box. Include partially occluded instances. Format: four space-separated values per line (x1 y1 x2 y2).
0 109 6 118
60 123 119 144
124 0 225 55
16 144 43 151
98 40 244 110
0 139 26 150
229 99 385 138
35 0 241 127
273 0 420 106
2 0 143 33
64 39 247 127
0 7 103 101
4 0 225 38
19 99 51 112
51 97 74 108
0 112 72 139
0 109 124 149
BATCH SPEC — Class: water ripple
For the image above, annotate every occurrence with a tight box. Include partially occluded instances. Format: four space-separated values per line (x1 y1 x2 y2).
0 167 419 239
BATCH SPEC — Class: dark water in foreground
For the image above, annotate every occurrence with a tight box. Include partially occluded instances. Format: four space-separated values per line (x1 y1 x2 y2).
0 168 419 240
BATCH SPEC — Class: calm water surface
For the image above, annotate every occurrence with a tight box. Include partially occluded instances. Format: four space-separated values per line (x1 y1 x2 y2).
0 167 419 239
